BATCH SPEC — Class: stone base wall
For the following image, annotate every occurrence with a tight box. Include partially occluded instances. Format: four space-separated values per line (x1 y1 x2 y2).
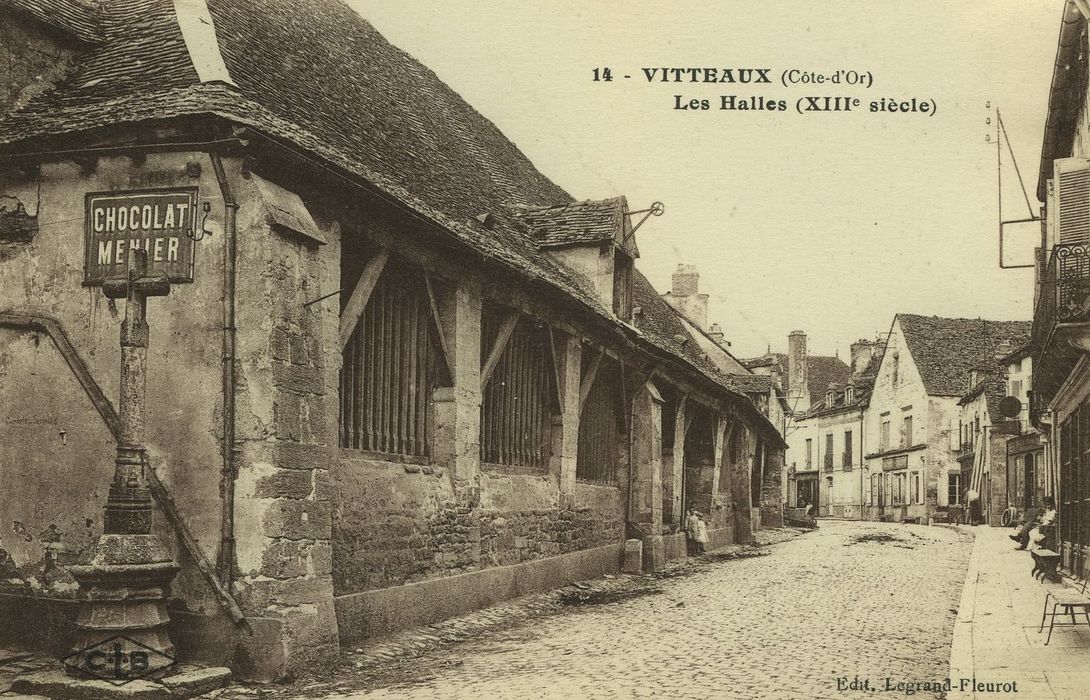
331 456 627 639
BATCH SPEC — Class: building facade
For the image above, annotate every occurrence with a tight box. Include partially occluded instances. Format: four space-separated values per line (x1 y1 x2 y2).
746 332 852 513
786 339 883 518
862 315 1030 524
1029 0 1090 575
0 0 786 681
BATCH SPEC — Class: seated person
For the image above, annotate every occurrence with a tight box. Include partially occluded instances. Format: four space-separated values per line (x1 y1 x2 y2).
1011 497 1056 550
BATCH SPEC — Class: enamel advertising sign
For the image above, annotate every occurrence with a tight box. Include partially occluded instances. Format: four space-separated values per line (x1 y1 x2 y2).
84 189 197 285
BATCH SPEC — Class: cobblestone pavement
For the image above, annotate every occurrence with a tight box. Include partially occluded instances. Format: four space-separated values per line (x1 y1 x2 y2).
240 521 972 700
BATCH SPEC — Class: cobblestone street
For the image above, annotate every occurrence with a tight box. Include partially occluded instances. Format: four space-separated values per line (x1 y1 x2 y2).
256 521 972 700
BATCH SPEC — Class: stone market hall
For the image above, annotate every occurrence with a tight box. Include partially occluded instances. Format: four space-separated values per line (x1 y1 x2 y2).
0 0 786 681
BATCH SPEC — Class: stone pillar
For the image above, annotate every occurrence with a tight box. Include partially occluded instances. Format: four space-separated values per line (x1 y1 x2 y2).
247 235 338 679
433 279 482 483
629 382 664 569
668 396 688 528
555 334 581 505
732 423 756 544
761 445 785 527
710 415 733 541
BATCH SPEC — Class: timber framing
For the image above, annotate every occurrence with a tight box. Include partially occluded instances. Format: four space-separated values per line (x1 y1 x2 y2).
338 247 389 348
0 116 786 450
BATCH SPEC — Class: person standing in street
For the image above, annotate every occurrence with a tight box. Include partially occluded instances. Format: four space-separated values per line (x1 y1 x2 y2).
695 513 709 554
685 505 700 556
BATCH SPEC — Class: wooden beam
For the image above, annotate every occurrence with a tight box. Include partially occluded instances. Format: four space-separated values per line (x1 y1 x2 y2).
480 310 520 390
339 248 389 348
547 326 564 411
424 273 454 383
579 347 605 415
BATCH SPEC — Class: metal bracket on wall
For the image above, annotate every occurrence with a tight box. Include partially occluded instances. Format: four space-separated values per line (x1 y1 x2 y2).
0 312 248 627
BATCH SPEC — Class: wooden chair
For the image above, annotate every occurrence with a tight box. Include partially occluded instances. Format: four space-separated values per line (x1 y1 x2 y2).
1040 557 1090 645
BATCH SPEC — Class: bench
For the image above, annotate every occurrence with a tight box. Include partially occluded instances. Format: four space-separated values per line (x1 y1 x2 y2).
1030 524 1060 582
1032 549 1063 583
903 516 921 524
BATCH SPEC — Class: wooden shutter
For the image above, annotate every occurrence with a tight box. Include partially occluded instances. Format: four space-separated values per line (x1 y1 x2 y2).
1055 158 1090 245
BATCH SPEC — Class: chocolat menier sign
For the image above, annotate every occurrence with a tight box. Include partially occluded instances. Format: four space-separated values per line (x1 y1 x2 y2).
84 189 198 285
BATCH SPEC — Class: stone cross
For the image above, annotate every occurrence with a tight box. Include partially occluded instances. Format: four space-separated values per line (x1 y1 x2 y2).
65 247 179 678
101 248 170 535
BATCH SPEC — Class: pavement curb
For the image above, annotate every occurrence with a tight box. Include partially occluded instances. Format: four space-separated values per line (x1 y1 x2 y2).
948 525 980 700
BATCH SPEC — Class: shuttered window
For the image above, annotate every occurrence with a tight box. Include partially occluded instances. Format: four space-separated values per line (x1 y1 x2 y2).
577 357 622 483
339 262 439 456
480 311 556 470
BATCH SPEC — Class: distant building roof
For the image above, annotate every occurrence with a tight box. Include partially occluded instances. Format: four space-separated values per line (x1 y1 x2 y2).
897 314 1032 397
741 352 851 406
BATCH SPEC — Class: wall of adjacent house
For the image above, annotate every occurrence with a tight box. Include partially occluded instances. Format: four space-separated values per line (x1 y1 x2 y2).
0 152 235 647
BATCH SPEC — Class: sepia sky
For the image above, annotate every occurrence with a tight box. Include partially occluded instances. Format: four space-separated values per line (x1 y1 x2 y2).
351 1 1061 359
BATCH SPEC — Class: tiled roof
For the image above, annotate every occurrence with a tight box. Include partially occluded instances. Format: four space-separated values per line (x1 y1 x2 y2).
1 0 104 44
513 197 632 251
958 372 1009 425
0 0 785 446
897 314 1032 397
807 355 851 404
0 0 606 323
739 352 850 405
725 374 772 394
633 272 785 446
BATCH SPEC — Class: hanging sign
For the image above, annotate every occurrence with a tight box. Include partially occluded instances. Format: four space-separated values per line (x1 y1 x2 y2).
84 189 197 285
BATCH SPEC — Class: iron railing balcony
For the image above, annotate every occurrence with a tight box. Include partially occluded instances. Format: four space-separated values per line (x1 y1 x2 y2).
1032 243 1090 410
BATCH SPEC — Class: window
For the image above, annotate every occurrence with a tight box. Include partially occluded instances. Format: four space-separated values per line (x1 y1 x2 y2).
824 433 834 470
891 351 900 386
893 473 905 505
577 353 623 483
845 386 854 403
805 438 813 469
480 310 557 469
884 473 892 505
948 473 962 505
910 471 920 504
1011 379 1023 399
902 415 913 447
881 418 891 451
870 473 879 506
843 430 853 468
826 390 835 407
612 250 634 322
340 261 443 456
1058 403 1090 562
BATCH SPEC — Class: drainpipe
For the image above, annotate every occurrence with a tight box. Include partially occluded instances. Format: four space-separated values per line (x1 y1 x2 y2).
210 153 239 585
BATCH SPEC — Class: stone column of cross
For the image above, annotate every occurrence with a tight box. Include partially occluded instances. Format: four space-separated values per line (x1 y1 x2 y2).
101 247 170 534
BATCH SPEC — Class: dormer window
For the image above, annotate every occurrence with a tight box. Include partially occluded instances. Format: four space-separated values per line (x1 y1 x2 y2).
826 389 835 406
845 385 854 403
613 248 634 322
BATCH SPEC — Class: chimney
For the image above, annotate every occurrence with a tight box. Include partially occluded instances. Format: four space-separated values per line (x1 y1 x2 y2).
788 330 809 412
663 263 709 329
849 339 874 377
708 323 725 344
672 264 699 296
